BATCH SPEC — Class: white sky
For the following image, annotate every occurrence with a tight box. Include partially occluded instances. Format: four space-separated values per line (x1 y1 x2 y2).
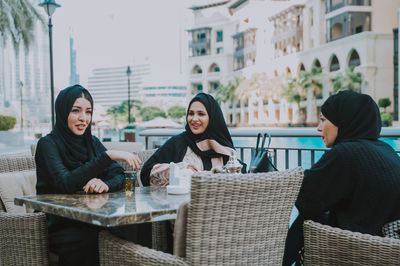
49 0 193 90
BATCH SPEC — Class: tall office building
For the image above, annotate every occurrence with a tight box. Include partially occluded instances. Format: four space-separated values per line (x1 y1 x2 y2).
69 37 80 85
87 64 151 110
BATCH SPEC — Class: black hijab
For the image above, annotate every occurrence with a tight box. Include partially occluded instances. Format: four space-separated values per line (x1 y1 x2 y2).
183 93 234 168
321 90 381 145
49 84 95 169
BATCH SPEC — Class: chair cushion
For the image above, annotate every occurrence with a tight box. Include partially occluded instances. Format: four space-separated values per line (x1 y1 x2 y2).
173 202 189 257
0 170 36 213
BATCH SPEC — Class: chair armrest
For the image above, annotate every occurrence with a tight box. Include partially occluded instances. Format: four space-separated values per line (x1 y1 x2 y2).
0 212 49 266
99 230 188 266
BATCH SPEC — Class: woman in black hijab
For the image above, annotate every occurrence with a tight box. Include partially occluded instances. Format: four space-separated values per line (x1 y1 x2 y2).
141 93 245 186
35 85 141 266
283 90 400 265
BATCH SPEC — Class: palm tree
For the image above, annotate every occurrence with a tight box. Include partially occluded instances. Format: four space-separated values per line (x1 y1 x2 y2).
0 0 44 48
333 66 363 93
281 75 304 123
297 66 325 123
0 0 44 100
215 76 242 124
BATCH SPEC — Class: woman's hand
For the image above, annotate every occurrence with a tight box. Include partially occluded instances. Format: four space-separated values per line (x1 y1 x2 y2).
106 150 141 170
83 178 109 193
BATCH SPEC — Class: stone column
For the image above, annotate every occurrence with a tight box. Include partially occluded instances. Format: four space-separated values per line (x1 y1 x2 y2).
280 98 289 124
303 6 311 50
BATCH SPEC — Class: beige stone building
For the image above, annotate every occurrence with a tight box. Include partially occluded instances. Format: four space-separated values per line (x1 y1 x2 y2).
186 0 400 125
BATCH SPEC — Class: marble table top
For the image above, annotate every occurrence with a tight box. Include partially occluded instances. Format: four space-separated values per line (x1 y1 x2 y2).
14 187 190 227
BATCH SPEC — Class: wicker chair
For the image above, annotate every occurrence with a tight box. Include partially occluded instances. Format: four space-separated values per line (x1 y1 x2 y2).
99 167 304 265
0 154 51 266
303 220 400 266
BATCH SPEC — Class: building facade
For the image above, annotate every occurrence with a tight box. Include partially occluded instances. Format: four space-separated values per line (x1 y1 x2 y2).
187 1 238 99
186 0 400 125
139 84 187 110
87 64 151 110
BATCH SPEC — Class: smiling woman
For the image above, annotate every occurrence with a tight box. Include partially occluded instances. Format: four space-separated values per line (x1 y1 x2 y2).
141 93 246 187
34 84 143 265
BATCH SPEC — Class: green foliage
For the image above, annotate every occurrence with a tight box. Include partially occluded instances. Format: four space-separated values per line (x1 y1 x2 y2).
378 98 391 112
0 115 17 130
282 77 305 104
215 77 242 104
381 112 393 126
0 0 45 51
333 67 363 93
168 105 186 119
107 99 141 124
298 66 324 97
139 106 166 121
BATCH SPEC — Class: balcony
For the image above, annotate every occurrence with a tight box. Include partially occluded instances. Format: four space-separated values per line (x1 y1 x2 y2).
326 0 371 14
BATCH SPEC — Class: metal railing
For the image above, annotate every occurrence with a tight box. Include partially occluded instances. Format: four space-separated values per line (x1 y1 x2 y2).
139 127 400 170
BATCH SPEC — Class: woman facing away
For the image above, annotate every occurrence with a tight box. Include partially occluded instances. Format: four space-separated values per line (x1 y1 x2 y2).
141 92 246 187
35 85 142 266
283 90 400 265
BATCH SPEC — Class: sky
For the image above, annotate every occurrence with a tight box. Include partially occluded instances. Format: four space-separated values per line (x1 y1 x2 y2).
48 0 193 90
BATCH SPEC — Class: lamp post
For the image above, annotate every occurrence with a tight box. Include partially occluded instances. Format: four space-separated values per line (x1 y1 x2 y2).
18 81 23 131
126 66 132 124
39 0 61 130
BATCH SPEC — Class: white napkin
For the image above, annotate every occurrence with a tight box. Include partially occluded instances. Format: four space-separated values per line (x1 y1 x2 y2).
167 162 193 194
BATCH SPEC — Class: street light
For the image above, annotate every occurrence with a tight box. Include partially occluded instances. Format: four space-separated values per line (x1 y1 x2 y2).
126 66 132 124
39 0 61 129
18 81 23 131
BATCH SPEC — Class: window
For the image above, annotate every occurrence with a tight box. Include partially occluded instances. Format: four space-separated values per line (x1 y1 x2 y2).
348 50 360 67
329 55 340 72
217 47 223 54
332 22 343 40
216 31 223 42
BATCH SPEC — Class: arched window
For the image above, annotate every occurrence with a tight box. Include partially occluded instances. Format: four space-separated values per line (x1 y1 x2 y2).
192 65 203 74
298 63 306 77
348 49 360 67
286 67 292 74
208 63 220 73
313 59 321 69
329 54 340 72
274 70 279 77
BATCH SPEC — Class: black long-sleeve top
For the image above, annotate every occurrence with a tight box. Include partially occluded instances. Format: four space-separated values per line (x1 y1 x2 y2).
296 139 400 236
35 135 125 194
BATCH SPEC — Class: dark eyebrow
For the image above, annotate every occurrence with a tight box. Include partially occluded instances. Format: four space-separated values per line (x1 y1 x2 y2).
71 106 92 110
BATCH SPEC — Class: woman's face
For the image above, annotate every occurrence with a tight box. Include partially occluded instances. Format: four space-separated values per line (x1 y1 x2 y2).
187 101 209 135
317 114 338 148
67 97 92 136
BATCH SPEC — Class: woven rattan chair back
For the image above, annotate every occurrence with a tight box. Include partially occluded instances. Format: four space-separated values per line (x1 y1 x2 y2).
0 154 35 173
185 167 304 265
382 219 400 239
303 220 400 266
